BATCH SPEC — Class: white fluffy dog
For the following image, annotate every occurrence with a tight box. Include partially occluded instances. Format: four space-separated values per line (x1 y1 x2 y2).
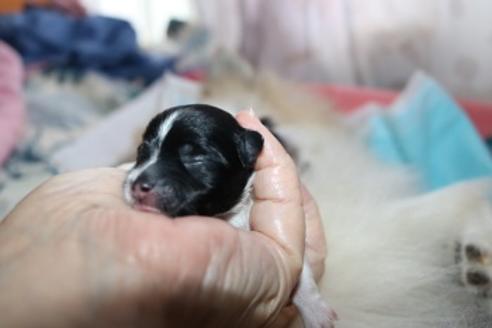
200 64 492 327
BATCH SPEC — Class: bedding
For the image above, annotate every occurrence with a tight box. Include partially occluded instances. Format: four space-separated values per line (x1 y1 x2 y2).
365 73 492 190
0 71 139 218
0 41 24 166
0 7 175 84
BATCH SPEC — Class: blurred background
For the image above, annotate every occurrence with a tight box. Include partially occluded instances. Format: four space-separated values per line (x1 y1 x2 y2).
1 0 492 217
82 1 196 47
83 0 492 101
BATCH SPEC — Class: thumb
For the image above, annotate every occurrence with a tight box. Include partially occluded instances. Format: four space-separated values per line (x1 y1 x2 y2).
236 110 305 287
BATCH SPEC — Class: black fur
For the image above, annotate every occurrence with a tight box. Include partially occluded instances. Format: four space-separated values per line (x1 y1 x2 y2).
260 116 299 162
129 104 264 217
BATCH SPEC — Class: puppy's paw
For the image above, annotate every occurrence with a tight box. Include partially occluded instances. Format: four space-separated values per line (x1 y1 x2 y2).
295 292 338 328
299 299 337 328
294 260 338 327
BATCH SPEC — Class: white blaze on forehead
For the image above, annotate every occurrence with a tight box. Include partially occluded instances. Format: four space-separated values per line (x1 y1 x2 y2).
157 110 181 145
123 111 181 203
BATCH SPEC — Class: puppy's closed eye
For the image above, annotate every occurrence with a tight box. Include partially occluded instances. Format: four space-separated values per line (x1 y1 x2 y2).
180 144 228 165
178 144 205 162
178 144 205 166
179 144 227 187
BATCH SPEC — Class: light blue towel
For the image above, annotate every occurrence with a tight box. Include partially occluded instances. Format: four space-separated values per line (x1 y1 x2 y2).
367 73 492 190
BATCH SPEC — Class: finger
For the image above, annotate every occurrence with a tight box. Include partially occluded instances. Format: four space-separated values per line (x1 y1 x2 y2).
301 185 327 282
270 305 299 328
236 111 305 281
118 162 135 171
33 168 130 212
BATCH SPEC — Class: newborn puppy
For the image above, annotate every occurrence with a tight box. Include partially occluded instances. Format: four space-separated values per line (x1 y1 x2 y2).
123 104 336 327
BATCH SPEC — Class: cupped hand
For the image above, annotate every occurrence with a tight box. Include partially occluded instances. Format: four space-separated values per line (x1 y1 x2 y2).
0 111 326 327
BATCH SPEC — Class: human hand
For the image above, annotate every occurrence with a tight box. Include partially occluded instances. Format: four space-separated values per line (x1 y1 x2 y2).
0 112 326 327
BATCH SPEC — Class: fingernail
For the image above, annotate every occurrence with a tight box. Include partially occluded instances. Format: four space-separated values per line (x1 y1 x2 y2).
247 107 257 117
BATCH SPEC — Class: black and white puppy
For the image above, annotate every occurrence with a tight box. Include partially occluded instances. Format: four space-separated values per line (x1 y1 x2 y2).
123 104 336 327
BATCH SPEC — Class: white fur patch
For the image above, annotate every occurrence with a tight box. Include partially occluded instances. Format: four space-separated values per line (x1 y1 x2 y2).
123 111 181 204
224 175 254 231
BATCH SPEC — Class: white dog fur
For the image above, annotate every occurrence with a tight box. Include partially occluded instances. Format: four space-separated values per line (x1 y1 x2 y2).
200 64 492 327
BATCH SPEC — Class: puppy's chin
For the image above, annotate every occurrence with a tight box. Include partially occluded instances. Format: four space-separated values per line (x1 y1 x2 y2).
123 183 163 215
133 203 162 214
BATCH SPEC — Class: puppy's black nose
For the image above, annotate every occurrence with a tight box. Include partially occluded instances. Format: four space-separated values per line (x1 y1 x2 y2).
132 181 155 199
139 182 153 193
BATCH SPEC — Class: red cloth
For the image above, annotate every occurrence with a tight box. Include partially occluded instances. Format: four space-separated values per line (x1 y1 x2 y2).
310 84 492 138
0 41 25 165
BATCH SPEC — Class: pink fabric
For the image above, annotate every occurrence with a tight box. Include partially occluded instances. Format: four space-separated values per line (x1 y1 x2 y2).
0 41 25 165
310 84 492 138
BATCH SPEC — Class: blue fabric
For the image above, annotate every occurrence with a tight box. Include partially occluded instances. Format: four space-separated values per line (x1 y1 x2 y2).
0 8 175 84
367 73 492 190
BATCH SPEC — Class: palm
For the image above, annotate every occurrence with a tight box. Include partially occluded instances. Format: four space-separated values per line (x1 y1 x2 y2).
1 169 290 327
0 112 327 327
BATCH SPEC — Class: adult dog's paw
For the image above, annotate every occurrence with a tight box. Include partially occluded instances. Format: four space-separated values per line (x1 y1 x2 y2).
457 205 492 298
457 242 492 296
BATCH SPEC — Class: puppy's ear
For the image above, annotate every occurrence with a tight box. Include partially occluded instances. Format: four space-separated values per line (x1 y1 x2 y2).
235 129 264 169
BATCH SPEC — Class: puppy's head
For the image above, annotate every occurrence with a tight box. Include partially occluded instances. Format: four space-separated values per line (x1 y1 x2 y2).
124 104 263 217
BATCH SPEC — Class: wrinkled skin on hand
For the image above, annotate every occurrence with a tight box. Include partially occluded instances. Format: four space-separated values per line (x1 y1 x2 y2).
0 112 326 327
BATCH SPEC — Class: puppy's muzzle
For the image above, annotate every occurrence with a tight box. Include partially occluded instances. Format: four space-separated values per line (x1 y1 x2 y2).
131 180 158 209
